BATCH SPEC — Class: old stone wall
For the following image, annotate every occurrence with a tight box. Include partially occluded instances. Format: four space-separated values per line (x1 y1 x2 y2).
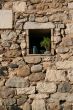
0 0 73 110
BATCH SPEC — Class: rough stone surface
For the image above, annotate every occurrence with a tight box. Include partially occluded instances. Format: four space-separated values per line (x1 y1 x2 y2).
5 76 29 88
31 64 42 73
32 99 46 110
29 94 49 99
0 10 12 29
20 102 31 110
36 82 56 93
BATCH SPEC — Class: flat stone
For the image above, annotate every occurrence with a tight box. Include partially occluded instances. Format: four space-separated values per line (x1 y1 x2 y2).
17 86 35 95
5 76 29 88
29 94 49 99
0 10 12 29
29 72 45 82
30 0 41 4
32 99 46 110
36 82 56 93
45 69 66 81
24 22 55 29
56 61 73 69
16 65 30 77
31 64 42 73
13 1 27 12
24 56 41 64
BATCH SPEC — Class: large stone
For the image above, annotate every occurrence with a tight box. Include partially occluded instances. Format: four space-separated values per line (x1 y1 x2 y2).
17 86 35 95
24 56 41 64
56 61 73 69
13 1 27 12
32 99 46 110
36 82 56 93
16 65 30 77
5 76 29 88
29 72 45 82
31 64 42 73
45 69 66 81
0 10 12 29
24 22 55 29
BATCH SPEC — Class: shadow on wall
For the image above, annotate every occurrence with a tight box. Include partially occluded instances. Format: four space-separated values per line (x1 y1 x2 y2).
7 105 23 110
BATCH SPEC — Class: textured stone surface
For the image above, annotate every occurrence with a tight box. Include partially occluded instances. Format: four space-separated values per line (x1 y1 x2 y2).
20 102 31 110
45 69 66 81
5 76 29 88
32 99 46 110
31 64 42 73
29 94 49 99
0 10 12 29
36 82 56 93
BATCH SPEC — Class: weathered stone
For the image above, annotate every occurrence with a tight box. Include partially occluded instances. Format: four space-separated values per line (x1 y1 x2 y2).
10 43 19 50
20 102 31 110
56 47 69 53
16 65 30 77
31 64 42 73
3 2 13 9
13 1 27 12
45 69 66 81
0 79 5 87
5 76 29 88
17 86 35 95
58 82 71 93
20 41 26 49
35 16 48 23
67 70 73 82
17 94 27 106
0 10 12 29
24 56 41 64
0 87 15 98
4 98 16 106
29 72 45 82
43 62 52 70
56 61 73 69
68 2 73 9
32 99 46 110
36 82 56 93
9 64 18 68
29 94 49 99
24 22 55 29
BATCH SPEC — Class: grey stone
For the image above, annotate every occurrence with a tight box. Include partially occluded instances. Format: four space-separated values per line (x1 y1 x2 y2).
56 47 69 53
5 76 29 88
0 10 12 29
32 99 46 110
29 14 35 22
17 94 27 106
24 22 55 29
31 64 42 73
58 82 71 93
9 64 18 68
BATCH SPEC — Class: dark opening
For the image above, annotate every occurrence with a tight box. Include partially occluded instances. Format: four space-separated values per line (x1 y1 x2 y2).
29 29 51 54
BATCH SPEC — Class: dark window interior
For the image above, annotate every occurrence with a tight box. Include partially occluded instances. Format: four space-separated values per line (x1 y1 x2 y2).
29 29 51 54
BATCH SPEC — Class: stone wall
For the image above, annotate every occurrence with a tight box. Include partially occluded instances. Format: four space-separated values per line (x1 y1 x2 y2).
0 0 73 110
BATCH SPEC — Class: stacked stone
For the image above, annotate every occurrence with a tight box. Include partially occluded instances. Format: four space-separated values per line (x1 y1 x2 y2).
0 0 73 110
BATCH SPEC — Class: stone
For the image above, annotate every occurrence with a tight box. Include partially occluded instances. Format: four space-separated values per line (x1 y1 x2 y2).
17 94 27 106
36 82 56 93
4 98 16 106
16 65 30 77
20 102 31 110
9 64 18 68
56 47 69 53
54 36 62 44
29 14 35 22
0 10 12 29
45 69 66 81
0 79 5 87
3 2 13 9
29 94 49 99
13 1 27 12
20 41 26 49
43 62 52 70
35 16 48 23
64 104 72 110
29 72 45 82
24 22 55 29
31 64 42 73
67 70 73 82
17 86 35 95
30 0 41 4
10 43 19 50
1 31 17 41
24 56 41 64
58 82 71 93
68 2 73 9
32 99 46 110
66 23 73 34
48 102 60 110
0 87 15 98
5 76 29 88
56 61 73 69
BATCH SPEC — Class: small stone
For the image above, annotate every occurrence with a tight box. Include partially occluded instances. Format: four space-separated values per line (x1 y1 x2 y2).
56 47 69 54
17 86 35 95
30 0 41 4
54 36 62 44
35 16 48 23
24 56 41 64
29 14 35 22
16 65 30 77
49 102 60 110
9 64 18 68
20 102 31 110
58 82 71 93
20 41 26 49
5 76 29 88
32 99 46 110
29 72 45 82
36 82 56 93
31 64 42 73
17 94 27 106
10 43 19 50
